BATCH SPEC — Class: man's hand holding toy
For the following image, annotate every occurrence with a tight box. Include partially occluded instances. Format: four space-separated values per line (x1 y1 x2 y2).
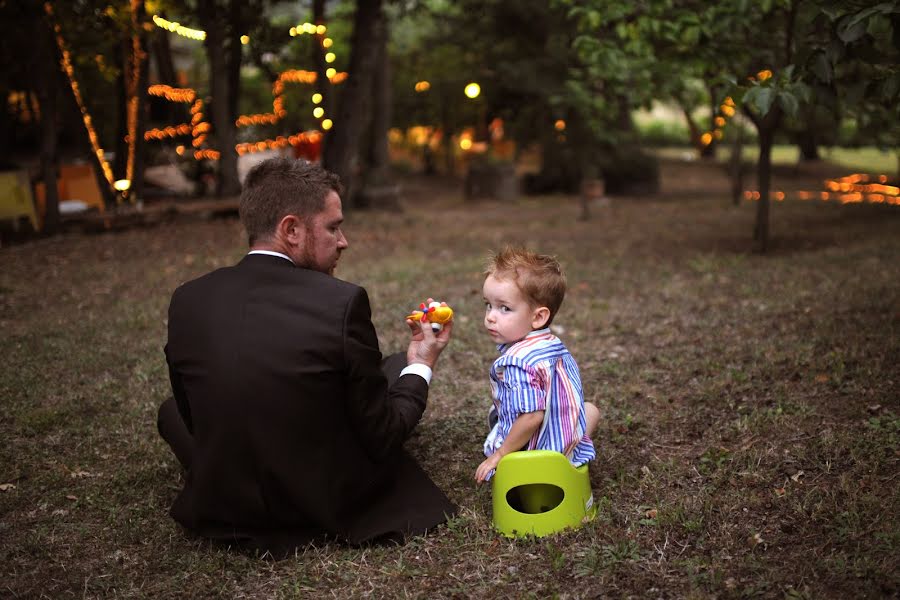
406 298 454 332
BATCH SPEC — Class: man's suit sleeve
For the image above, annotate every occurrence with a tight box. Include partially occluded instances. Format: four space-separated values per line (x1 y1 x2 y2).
343 287 427 461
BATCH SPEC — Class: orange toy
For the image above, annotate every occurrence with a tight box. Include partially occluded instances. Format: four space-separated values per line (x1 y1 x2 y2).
406 298 454 332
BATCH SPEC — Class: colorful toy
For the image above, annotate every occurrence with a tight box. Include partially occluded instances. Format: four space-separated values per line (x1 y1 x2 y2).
406 298 454 332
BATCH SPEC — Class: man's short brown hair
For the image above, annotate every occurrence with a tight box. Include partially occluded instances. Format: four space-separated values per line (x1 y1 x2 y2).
485 246 567 325
239 157 343 246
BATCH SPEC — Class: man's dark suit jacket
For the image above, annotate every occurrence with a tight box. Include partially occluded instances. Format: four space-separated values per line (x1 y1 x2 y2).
164 253 456 554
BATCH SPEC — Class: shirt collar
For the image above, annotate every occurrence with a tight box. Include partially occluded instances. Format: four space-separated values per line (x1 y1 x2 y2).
497 327 552 354
248 250 294 264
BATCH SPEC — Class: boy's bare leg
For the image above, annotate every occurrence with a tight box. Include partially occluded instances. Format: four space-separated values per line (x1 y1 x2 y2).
584 402 601 438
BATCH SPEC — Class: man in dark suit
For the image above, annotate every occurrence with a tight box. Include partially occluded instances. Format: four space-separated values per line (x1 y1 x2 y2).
156 157 456 556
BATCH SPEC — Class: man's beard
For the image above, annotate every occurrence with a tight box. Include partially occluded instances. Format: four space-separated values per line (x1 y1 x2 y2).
295 225 337 275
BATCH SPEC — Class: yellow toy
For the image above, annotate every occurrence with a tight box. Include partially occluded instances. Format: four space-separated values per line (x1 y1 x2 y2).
406 298 453 332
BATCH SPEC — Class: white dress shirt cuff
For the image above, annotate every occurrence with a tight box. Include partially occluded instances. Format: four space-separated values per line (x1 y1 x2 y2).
400 363 433 385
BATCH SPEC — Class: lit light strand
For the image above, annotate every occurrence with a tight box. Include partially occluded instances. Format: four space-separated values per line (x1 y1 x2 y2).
150 18 347 160
44 2 114 195
743 172 899 206
152 15 205 41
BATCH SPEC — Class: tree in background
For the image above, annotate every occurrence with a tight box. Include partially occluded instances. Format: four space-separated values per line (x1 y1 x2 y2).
566 0 899 252
322 0 384 206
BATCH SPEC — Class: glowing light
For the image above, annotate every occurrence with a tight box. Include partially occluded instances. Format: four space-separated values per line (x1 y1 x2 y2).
316 24 326 35
415 81 431 92
700 132 713 146
240 35 249 45
322 119 333 130
45 2 114 195
554 119 566 131
326 67 336 79
757 69 773 81
460 138 473 150
464 82 481 99
323 38 333 48
325 52 336 63
312 93 322 104
152 15 206 41
715 116 726 127
114 179 131 191
290 27 297 36
313 107 324 118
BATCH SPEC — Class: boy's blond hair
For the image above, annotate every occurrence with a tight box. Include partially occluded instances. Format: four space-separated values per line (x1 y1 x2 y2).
485 246 567 325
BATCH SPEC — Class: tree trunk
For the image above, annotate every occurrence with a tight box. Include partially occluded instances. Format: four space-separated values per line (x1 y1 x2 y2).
322 0 383 206
130 0 149 202
699 95 717 158
439 88 456 176
682 106 702 153
729 122 744 206
359 14 397 210
312 0 333 120
113 37 129 181
152 17 178 86
201 7 241 197
226 0 243 125
754 121 777 253
797 130 819 161
36 20 60 234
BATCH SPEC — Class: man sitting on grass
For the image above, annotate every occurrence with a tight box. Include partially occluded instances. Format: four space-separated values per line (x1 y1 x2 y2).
157 157 456 556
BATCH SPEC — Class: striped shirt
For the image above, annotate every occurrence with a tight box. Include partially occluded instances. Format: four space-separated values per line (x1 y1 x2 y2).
483 328 596 469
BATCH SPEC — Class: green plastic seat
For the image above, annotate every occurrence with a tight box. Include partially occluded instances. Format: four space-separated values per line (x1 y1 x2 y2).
492 450 596 538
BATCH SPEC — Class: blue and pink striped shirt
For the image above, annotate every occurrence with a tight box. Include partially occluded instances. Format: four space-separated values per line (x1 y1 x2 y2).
483 328 596 468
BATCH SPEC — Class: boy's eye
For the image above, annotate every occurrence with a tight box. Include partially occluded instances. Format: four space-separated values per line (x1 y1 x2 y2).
484 302 492 310
500 305 511 313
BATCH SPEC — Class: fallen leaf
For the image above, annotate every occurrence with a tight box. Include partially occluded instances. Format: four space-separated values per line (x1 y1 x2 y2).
815 374 829 383
65 494 78 501
0 483 16 492
747 532 763 548
790 470 804 482
645 508 658 519
774 487 786 497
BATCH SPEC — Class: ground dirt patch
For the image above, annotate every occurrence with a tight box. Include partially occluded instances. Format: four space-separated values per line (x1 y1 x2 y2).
1 159 898 598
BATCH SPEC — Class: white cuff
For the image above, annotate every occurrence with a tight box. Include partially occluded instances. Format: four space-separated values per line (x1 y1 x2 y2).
400 363 432 385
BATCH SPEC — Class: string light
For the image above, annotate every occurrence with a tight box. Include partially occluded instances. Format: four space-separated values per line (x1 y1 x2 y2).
145 15 347 161
414 81 430 92
152 15 205 41
744 173 899 206
44 2 114 196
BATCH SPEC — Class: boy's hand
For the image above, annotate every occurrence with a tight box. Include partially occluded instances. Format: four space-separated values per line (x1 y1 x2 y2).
475 453 502 484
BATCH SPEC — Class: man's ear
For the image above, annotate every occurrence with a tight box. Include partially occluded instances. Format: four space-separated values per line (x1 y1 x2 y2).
277 214 305 246
532 306 551 329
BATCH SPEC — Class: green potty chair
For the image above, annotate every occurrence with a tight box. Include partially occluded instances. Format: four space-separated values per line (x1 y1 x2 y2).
492 450 596 538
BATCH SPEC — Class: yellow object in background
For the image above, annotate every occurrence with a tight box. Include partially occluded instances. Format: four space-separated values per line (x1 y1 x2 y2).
0 170 40 231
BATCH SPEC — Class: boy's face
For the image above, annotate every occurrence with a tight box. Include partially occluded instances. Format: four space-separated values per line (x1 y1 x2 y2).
483 274 548 345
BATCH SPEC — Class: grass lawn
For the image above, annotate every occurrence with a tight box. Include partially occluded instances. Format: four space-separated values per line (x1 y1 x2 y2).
1 160 898 598
656 145 898 176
